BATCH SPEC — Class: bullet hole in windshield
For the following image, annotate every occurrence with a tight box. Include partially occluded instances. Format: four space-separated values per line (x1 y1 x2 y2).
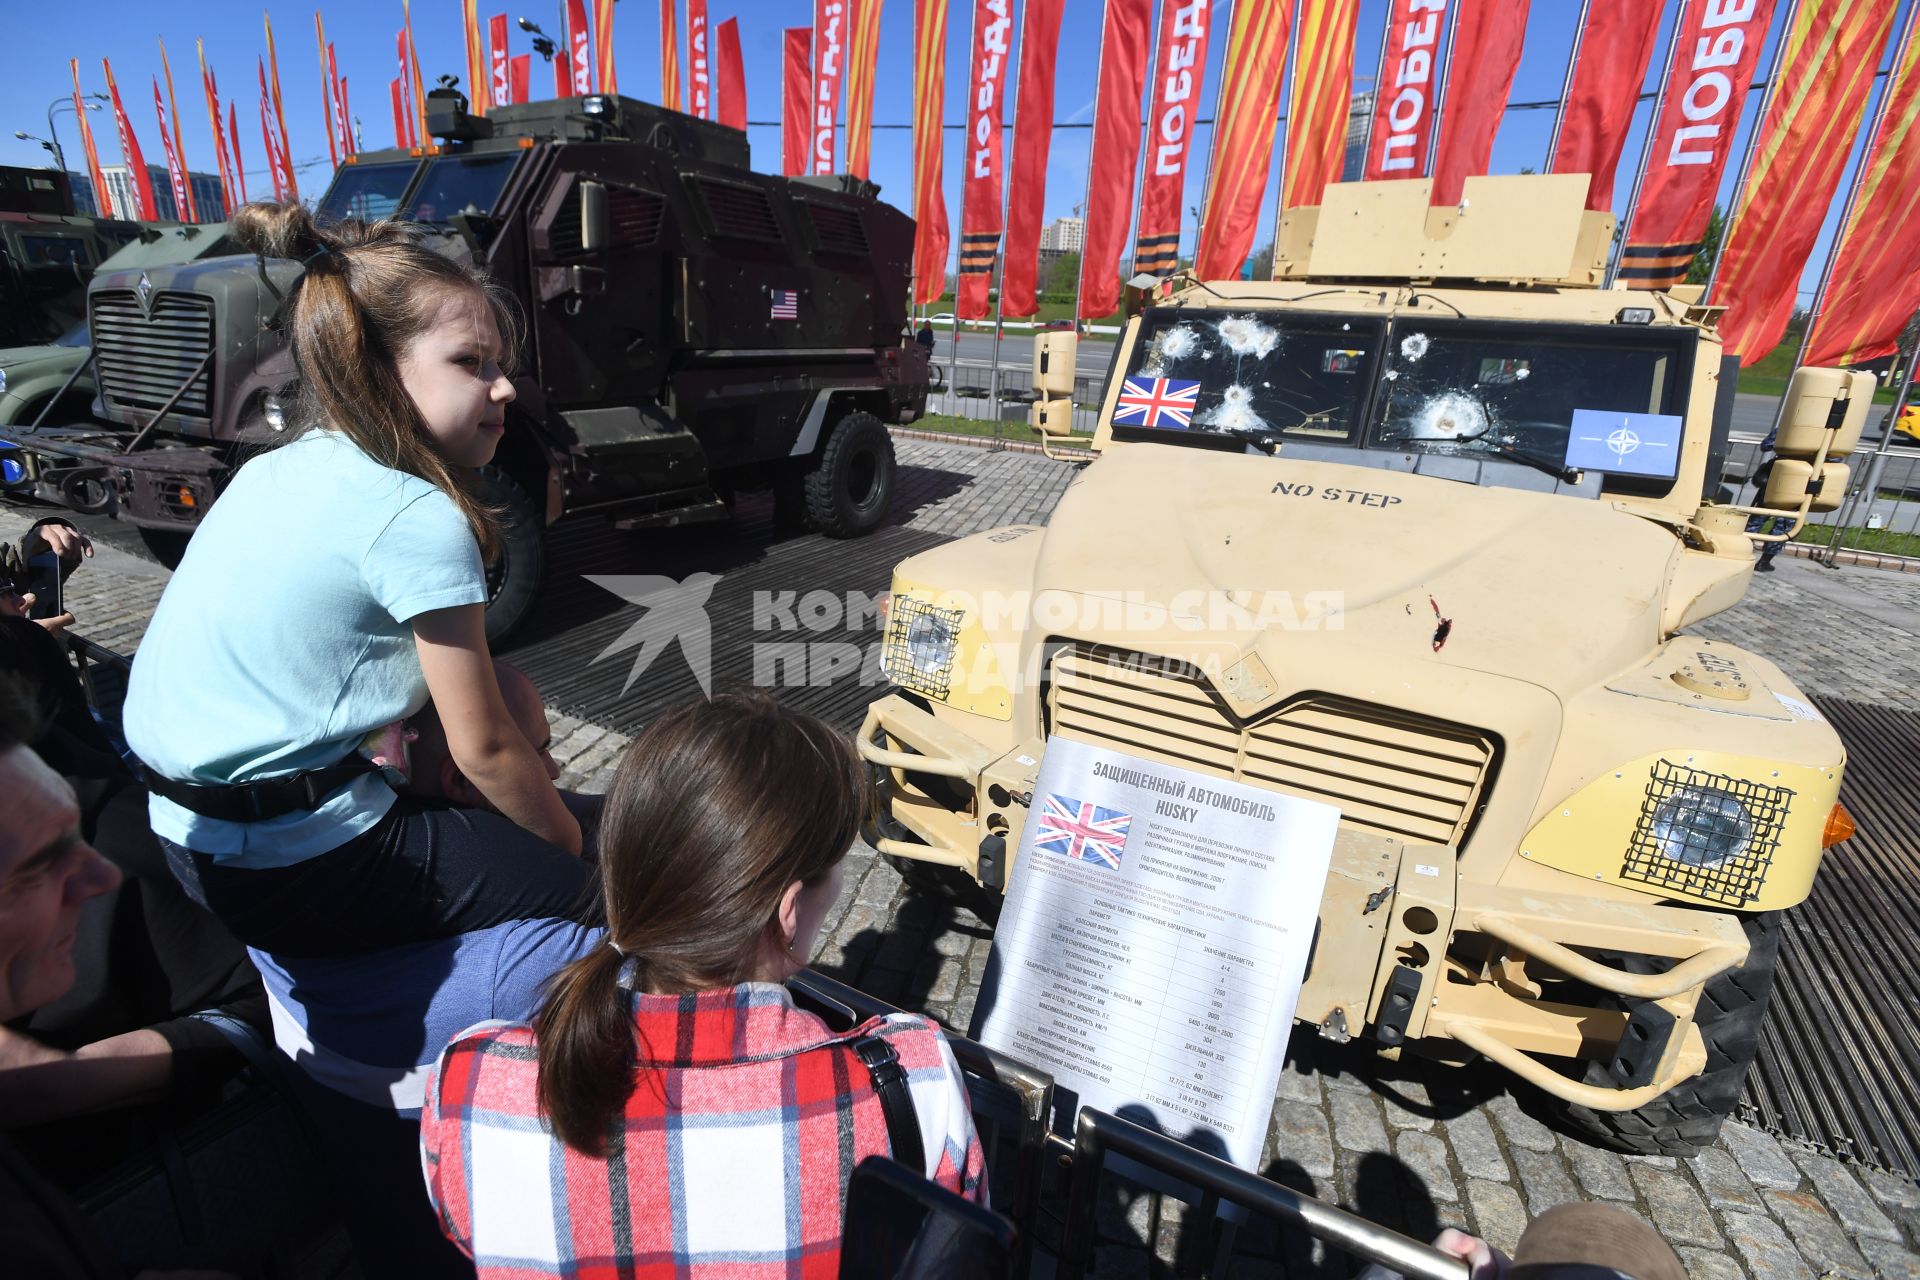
1400 332 1431 362
1217 315 1280 360
1197 385 1270 434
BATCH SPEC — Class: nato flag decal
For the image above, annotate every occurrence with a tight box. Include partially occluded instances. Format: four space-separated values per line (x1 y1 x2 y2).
1565 410 1683 478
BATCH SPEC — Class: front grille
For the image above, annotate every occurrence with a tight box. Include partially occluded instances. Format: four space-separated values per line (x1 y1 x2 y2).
1047 643 1496 847
91 290 214 420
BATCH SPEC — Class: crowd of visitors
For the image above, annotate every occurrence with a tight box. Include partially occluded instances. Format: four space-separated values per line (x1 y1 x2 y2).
0 200 1692 1278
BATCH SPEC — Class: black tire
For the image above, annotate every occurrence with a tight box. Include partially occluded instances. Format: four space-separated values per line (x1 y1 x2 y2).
881 853 1003 926
472 465 544 644
1559 911 1781 1156
802 412 895 538
137 526 193 569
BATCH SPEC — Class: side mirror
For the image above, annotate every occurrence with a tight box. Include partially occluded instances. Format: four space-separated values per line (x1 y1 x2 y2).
579 180 610 253
1775 366 1873 459
1764 459 1849 513
1032 329 1077 398
1029 398 1074 438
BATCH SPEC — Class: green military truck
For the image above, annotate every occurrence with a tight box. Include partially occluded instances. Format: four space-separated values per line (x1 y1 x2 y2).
5 93 929 637
0 166 148 349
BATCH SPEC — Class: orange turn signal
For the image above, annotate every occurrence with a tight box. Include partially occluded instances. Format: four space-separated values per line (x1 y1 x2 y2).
1822 803 1856 847
177 486 196 509
875 592 891 621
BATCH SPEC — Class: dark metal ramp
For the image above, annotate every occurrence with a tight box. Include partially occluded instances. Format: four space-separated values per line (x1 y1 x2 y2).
1740 698 1920 1178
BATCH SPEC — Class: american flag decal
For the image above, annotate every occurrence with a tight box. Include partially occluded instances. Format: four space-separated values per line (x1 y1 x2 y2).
1114 376 1201 429
770 289 799 319
1033 793 1132 871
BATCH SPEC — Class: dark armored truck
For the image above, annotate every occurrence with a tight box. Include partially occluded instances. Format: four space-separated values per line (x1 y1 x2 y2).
5 93 930 637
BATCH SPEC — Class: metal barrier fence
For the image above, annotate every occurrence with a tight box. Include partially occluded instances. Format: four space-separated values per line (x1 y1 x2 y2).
790 969 1469 1279
924 358 1105 444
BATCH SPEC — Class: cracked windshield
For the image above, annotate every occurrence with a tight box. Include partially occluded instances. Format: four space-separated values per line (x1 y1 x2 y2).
1121 308 1380 444
1373 321 1687 474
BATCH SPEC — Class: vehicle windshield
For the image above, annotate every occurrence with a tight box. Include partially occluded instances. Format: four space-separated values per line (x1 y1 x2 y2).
316 161 419 222
401 154 519 223
1118 308 1382 444
1372 320 1691 481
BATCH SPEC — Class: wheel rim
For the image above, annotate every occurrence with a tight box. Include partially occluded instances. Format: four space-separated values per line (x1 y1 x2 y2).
848 448 880 509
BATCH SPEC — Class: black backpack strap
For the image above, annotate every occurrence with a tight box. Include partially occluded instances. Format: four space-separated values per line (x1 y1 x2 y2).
851 1034 924 1177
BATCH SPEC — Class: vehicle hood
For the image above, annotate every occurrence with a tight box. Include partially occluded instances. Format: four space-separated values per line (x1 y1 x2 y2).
1026 443 1685 697
0 344 87 374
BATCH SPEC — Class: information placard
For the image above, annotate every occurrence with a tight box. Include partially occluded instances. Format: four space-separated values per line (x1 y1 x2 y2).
974 736 1340 1170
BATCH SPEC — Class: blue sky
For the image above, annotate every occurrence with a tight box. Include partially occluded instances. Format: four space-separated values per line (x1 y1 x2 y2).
6 0 1916 303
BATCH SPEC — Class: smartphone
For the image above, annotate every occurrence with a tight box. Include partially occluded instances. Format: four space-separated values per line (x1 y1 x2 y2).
25 551 61 621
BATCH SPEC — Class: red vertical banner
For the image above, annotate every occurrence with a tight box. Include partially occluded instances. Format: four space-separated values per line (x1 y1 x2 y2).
265 11 299 199
1364 0 1448 180
783 27 813 176
316 12 338 165
159 39 198 221
1716 0 1898 362
1550 0 1664 210
391 77 409 146
464 0 490 114
1807 16 1920 366
259 58 290 201
1283 0 1360 210
567 0 594 93
1430 0 1529 205
102 60 159 220
716 18 746 128
1002 0 1068 316
229 100 247 203
844 0 885 179
912 0 950 305
1619 0 1778 288
490 15 511 108
154 79 192 221
956 0 1014 318
196 46 234 215
1133 0 1215 276
1197 0 1292 279
1078 0 1153 319
688 0 710 118
396 31 416 145
651 0 670 106
72 60 113 218
812 0 847 174
510 55 531 104
330 46 352 157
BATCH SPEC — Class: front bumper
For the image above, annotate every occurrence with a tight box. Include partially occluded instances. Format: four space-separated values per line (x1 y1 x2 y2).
857 692 1747 1111
1 427 223 528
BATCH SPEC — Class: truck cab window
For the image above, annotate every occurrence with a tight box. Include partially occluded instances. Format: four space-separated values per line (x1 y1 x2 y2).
316 161 419 222
403 155 520 223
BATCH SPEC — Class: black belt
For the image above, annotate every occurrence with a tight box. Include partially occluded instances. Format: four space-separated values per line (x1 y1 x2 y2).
135 756 378 823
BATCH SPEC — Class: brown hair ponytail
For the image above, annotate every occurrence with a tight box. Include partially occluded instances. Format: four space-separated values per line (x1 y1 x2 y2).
230 200 518 559
533 692 870 1156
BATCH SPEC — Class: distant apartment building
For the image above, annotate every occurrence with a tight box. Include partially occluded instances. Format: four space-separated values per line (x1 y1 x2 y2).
1040 216 1085 254
95 165 228 223
1343 92 1373 183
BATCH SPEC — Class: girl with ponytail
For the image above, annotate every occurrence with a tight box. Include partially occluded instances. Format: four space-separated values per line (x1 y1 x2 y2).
122 201 596 957
421 692 988 1277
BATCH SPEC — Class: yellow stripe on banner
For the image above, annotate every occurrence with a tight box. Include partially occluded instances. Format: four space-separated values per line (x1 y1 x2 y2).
1203 1 1271 214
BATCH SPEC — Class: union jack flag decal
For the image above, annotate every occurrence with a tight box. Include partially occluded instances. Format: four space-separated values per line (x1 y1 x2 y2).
1033 792 1133 871
1114 376 1200 429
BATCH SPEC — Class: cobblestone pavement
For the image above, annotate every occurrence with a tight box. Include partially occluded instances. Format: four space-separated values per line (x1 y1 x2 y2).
10 437 1920 1276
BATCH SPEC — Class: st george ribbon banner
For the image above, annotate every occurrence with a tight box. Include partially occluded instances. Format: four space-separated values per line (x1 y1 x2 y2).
716 18 746 129
1283 0 1361 211
911 0 950 306
956 0 1014 320
1078 0 1154 320
812 0 846 175
599 0 622 97
1430 0 1530 206
1618 0 1778 290
688 0 710 119
1364 0 1448 180
783 27 812 177
1195 0 1292 281
1001 0 1068 317
1716 0 1899 363
1806 12 1920 368
490 13 511 109
1133 0 1215 278
845 0 885 180
103 58 159 220
73 61 112 219
1550 0 1664 211
463 0 489 115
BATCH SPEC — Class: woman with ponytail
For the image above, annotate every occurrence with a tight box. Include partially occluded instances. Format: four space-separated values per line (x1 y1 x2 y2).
421 692 987 1278
122 201 596 956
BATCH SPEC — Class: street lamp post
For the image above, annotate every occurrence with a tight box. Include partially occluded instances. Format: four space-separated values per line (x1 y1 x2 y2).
14 131 61 172
44 94 107 177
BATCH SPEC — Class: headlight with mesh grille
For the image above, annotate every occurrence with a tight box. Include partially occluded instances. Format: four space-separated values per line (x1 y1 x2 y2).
1650 786 1755 868
882 596 965 699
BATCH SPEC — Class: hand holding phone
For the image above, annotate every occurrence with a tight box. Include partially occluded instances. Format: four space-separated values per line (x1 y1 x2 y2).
25 552 62 622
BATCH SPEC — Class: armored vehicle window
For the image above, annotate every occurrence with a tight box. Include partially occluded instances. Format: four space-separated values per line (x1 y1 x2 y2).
317 161 418 222
1115 308 1381 445
403 154 520 223
1371 321 1691 485
18 235 88 266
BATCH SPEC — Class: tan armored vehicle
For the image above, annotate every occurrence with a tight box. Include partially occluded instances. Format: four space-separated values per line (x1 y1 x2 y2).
860 175 1861 1155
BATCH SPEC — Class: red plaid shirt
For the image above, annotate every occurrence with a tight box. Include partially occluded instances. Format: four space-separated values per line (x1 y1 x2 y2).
421 983 988 1278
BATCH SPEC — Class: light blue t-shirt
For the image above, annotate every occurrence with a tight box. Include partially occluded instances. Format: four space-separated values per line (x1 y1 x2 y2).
124 429 487 865
253 918 603 1116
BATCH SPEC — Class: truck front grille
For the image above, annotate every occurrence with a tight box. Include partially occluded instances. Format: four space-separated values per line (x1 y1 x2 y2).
91 290 214 420
1047 643 1496 847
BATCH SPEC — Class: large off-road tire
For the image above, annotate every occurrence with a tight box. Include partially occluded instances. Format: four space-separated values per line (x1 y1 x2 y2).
473 465 544 644
802 412 895 537
1559 911 1781 1157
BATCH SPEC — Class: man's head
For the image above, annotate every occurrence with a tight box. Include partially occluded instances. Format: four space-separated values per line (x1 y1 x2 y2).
407 661 559 806
0 675 120 1022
